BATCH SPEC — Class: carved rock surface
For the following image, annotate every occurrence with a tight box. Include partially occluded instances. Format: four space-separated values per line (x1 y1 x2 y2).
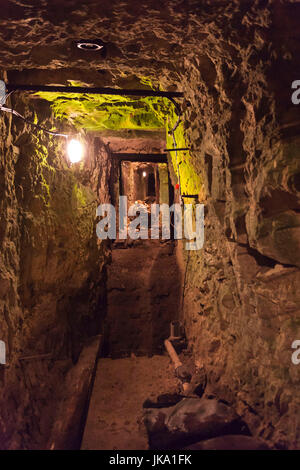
144 398 248 449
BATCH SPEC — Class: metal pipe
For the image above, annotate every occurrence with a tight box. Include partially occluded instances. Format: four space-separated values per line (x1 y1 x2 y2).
170 322 176 339
165 148 190 152
170 320 181 338
6 84 184 99
164 340 190 393
171 129 183 205
164 339 182 370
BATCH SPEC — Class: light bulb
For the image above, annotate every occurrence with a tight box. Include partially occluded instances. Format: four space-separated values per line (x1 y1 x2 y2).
142 171 147 177
67 139 84 163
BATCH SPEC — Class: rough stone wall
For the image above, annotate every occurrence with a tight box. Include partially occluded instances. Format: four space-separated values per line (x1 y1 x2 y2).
0 0 300 449
0 85 110 449
179 4 300 449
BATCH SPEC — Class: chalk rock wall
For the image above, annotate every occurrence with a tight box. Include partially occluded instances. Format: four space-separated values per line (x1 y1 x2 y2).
179 6 300 449
0 87 110 449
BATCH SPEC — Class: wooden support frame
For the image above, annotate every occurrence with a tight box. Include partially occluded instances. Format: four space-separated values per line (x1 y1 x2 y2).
111 153 167 163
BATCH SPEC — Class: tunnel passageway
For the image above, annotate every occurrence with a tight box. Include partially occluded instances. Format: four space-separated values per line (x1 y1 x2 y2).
81 236 183 449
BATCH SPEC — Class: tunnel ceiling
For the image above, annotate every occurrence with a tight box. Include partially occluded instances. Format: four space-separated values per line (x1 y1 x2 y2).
2 0 189 77
2 0 298 89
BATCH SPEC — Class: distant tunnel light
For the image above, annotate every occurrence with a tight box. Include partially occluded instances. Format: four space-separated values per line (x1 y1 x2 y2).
67 139 84 163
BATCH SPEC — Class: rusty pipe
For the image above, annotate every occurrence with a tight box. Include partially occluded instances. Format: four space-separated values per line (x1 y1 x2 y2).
164 338 190 392
164 339 182 370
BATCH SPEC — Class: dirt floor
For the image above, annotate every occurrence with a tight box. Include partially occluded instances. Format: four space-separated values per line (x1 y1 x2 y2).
81 355 178 450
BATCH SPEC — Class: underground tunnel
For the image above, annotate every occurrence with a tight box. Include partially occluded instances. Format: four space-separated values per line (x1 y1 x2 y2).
0 0 300 453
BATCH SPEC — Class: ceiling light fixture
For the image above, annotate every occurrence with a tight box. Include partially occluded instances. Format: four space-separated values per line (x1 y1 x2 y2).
75 39 106 52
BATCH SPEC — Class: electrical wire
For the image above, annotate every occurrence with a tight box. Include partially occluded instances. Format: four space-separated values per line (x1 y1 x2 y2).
0 103 68 137
171 129 183 205
0 90 68 138
168 112 183 205
168 97 181 117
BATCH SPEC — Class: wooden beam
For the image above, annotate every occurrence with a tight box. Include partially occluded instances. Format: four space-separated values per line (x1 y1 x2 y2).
111 153 167 163
6 84 183 99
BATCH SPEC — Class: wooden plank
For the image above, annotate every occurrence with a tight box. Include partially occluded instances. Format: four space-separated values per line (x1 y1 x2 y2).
47 335 102 450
